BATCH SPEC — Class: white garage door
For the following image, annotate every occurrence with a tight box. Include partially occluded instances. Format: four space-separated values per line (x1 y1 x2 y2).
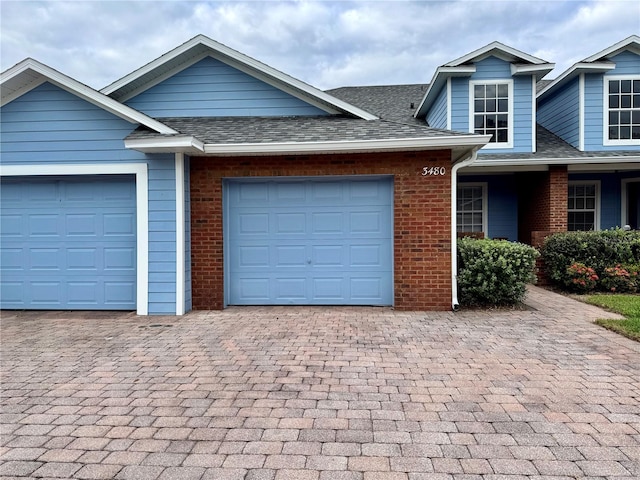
0 175 137 310
226 177 393 305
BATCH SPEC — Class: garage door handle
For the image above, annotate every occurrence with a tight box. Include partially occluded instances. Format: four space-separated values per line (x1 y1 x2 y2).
307 260 312 264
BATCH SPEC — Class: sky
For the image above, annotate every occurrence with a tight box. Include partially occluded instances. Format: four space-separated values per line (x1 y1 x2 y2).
1 0 638 91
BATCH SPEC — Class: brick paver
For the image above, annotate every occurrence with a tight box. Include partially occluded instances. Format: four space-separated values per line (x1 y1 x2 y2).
1 286 639 479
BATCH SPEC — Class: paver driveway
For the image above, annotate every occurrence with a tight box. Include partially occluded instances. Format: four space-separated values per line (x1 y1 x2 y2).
1 286 639 480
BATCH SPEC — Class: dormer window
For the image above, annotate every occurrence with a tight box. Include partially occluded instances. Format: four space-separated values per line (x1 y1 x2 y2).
470 80 513 148
606 76 640 145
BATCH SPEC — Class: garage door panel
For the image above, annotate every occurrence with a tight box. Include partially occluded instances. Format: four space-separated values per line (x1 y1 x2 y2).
276 212 306 234
104 247 136 271
29 214 59 236
275 244 306 267
227 177 392 305
67 248 98 270
275 277 307 300
311 212 343 234
0 175 136 310
30 248 60 270
66 214 98 236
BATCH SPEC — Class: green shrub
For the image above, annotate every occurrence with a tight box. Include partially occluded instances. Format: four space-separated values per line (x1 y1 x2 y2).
600 264 639 293
565 262 599 293
541 229 640 291
457 238 539 307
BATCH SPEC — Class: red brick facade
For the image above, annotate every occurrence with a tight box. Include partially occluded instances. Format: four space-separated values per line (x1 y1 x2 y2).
190 150 453 311
517 166 568 245
517 166 568 285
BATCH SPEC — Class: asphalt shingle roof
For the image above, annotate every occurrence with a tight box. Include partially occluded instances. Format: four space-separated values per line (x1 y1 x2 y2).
127 81 637 162
327 84 428 124
328 84 639 161
127 114 474 144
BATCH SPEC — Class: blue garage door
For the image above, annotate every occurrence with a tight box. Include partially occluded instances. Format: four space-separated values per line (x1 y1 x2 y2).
227 177 393 305
0 175 137 310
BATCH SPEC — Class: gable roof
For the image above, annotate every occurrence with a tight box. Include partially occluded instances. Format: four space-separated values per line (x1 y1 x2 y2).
538 35 639 100
444 41 550 67
0 58 177 135
415 41 554 119
101 34 377 120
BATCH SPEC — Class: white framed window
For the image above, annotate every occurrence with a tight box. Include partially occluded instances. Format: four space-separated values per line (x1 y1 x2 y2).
470 80 513 149
568 181 600 231
457 183 487 235
604 75 640 146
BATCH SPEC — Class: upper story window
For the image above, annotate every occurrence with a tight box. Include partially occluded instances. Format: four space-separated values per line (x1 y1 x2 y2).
470 80 513 148
606 76 640 145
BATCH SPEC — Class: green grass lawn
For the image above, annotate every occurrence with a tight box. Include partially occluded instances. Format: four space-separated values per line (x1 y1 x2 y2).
585 294 640 342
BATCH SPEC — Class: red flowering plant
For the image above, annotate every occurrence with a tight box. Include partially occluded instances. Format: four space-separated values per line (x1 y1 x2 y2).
600 264 639 293
565 262 598 293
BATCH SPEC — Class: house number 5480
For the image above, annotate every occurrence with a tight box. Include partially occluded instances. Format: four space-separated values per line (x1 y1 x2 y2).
422 166 446 176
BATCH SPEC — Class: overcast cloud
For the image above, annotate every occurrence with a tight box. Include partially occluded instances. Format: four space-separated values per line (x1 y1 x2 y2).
1 0 638 91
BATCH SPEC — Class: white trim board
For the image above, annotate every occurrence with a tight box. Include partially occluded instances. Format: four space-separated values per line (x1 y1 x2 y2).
621 177 640 228
602 74 640 147
174 153 186 316
0 163 150 315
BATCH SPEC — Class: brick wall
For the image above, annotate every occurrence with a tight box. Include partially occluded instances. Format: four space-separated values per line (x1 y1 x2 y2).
517 166 568 244
190 150 453 311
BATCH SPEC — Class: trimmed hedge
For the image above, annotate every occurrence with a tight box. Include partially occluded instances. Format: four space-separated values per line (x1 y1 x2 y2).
457 238 539 306
541 229 640 293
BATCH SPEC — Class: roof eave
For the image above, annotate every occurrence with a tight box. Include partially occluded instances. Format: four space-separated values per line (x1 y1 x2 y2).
414 65 477 118
582 35 640 62
445 41 550 67
510 63 555 80
101 35 378 121
1 59 177 135
537 62 616 99
126 134 490 157
125 136 205 154
466 155 640 168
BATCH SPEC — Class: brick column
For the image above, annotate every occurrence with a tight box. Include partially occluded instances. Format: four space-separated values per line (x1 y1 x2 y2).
517 165 568 245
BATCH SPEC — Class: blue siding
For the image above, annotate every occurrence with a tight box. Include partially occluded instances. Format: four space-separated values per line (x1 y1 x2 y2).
450 77 469 133
459 174 518 241
537 78 580 148
584 51 640 151
568 172 640 230
147 156 178 314
608 51 640 75
125 56 328 117
472 57 533 154
0 82 179 315
426 85 448 129
450 56 534 154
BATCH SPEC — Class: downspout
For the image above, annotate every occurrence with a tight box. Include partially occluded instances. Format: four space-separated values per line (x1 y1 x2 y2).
451 150 479 311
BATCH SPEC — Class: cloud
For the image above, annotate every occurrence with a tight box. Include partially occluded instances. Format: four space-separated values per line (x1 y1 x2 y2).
1 0 638 91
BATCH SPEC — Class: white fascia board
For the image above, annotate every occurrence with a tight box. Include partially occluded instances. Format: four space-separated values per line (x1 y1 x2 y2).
469 155 640 168
1 59 177 135
582 35 640 62
510 63 555 79
537 62 615 99
201 134 491 156
445 41 549 67
414 65 476 118
125 136 205 154
101 35 377 120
